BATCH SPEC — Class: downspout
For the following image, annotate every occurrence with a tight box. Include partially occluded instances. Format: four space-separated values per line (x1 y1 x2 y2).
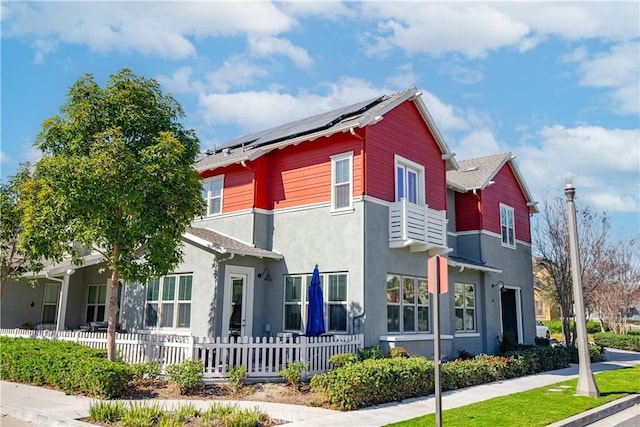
350 126 367 339
46 269 75 332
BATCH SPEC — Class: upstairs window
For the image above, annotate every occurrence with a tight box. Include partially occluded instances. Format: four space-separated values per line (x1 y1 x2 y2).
500 204 515 248
395 155 425 204
202 176 224 216
331 152 353 211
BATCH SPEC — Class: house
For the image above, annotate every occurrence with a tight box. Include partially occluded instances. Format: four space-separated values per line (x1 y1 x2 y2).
1 88 538 359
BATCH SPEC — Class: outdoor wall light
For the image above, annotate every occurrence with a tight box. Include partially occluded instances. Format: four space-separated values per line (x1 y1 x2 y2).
492 280 506 292
258 267 272 281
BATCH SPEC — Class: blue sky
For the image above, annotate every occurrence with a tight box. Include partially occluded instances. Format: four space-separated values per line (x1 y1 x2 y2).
2 1 639 239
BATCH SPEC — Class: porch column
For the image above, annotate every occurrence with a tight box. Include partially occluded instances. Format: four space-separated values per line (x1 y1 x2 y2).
48 269 75 331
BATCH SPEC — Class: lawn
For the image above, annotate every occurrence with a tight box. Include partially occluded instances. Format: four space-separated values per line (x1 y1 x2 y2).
387 365 640 427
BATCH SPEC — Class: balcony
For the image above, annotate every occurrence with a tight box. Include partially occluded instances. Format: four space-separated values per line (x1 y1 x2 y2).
389 199 448 253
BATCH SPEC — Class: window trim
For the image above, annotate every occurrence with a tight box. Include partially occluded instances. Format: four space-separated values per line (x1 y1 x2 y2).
330 152 354 212
500 203 516 248
394 155 425 205
454 282 476 333
386 274 431 334
85 284 107 323
202 175 224 216
283 272 348 333
144 273 193 330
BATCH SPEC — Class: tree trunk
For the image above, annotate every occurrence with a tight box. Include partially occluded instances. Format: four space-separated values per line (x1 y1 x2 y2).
107 246 120 361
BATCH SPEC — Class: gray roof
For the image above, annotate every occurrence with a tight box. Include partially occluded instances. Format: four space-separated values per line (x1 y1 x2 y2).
447 152 538 213
448 255 502 273
26 253 107 278
184 227 283 259
196 88 458 172
447 153 511 191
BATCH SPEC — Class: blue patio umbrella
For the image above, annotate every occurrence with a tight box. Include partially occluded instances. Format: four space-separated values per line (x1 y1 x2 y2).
305 265 326 337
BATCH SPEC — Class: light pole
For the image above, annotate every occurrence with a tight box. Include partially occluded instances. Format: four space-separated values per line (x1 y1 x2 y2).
565 182 599 397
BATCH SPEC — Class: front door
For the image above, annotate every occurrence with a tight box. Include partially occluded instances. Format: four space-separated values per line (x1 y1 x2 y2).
222 266 254 337
501 287 523 344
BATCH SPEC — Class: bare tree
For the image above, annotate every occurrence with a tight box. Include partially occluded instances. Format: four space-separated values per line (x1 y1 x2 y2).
533 195 610 344
591 240 640 334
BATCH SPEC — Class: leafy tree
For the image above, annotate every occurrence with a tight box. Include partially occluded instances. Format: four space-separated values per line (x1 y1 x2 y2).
0 164 43 298
20 69 204 360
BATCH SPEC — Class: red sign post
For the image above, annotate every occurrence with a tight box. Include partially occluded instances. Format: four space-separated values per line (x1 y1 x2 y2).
428 254 448 427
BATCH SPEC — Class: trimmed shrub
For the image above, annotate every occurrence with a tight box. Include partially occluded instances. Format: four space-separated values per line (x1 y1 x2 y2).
311 356 434 410
357 345 384 361
329 353 358 368
228 365 247 393
278 361 307 389
593 332 640 352
131 361 160 379
563 344 606 363
0 336 132 398
386 347 409 358
165 360 203 394
543 319 603 334
499 332 517 354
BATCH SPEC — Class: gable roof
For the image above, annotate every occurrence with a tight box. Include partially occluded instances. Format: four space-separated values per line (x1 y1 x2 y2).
446 152 539 214
184 227 283 259
196 87 459 172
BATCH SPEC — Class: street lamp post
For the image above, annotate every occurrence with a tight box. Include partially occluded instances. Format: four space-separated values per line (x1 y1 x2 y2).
565 182 599 397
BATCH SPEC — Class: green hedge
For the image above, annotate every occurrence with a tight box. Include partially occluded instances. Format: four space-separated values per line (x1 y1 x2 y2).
543 319 602 334
593 332 640 352
0 337 133 398
311 346 573 410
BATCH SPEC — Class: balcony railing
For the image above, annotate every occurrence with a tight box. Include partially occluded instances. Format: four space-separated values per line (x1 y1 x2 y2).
389 199 448 252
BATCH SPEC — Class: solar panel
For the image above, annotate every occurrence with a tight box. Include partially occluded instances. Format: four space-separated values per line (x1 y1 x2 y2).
217 95 384 151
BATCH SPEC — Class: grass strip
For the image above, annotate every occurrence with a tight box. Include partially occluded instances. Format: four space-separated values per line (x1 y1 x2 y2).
388 365 640 427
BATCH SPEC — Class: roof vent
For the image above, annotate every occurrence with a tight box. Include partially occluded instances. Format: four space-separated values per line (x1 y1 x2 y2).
223 148 231 156
463 166 479 172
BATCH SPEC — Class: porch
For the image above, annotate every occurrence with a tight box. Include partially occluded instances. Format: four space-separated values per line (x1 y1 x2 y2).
0 329 364 380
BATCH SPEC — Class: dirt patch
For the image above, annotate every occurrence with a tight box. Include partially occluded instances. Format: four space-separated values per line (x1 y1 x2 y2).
121 378 326 407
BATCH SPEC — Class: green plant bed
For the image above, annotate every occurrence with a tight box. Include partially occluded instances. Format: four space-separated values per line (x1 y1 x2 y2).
387 365 640 427
593 332 640 352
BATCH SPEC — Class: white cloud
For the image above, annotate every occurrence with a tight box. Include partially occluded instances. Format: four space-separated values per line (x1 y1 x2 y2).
156 66 200 95
385 63 419 89
439 59 484 85
453 130 504 160
420 92 469 132
207 57 270 92
3 2 295 60
198 77 386 132
360 3 530 58
576 43 640 114
248 36 312 68
0 151 10 164
518 125 640 213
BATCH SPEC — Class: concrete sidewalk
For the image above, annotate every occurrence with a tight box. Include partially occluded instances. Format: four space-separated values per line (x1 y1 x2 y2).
1 348 638 427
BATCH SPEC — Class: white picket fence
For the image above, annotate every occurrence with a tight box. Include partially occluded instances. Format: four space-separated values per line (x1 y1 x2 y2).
0 329 364 379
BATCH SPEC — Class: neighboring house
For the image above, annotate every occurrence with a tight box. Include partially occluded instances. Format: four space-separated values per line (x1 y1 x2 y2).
0 88 538 358
532 259 561 321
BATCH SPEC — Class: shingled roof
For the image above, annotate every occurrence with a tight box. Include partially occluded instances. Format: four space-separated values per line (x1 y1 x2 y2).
184 227 283 259
447 152 538 213
195 87 458 172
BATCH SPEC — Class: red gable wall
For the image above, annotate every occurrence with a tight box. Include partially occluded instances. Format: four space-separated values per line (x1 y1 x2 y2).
455 163 531 243
365 100 447 210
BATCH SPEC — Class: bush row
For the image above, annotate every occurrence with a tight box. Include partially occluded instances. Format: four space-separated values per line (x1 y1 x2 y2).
542 319 602 334
593 332 640 352
0 337 133 398
312 346 573 410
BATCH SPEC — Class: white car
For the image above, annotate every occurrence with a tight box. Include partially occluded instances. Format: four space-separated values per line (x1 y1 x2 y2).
536 321 551 339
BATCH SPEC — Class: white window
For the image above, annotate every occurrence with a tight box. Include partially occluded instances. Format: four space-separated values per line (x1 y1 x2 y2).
42 283 60 324
202 176 224 216
331 152 353 211
284 272 348 332
145 274 192 329
454 283 476 332
85 284 107 323
500 204 515 248
386 274 430 333
395 155 425 204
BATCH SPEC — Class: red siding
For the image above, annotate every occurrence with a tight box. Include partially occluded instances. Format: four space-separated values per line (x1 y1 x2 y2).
481 165 531 243
365 101 447 210
455 192 482 231
264 133 363 210
201 164 255 212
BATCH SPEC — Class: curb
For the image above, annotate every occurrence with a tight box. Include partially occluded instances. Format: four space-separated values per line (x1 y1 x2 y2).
0 402 92 427
546 394 640 427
